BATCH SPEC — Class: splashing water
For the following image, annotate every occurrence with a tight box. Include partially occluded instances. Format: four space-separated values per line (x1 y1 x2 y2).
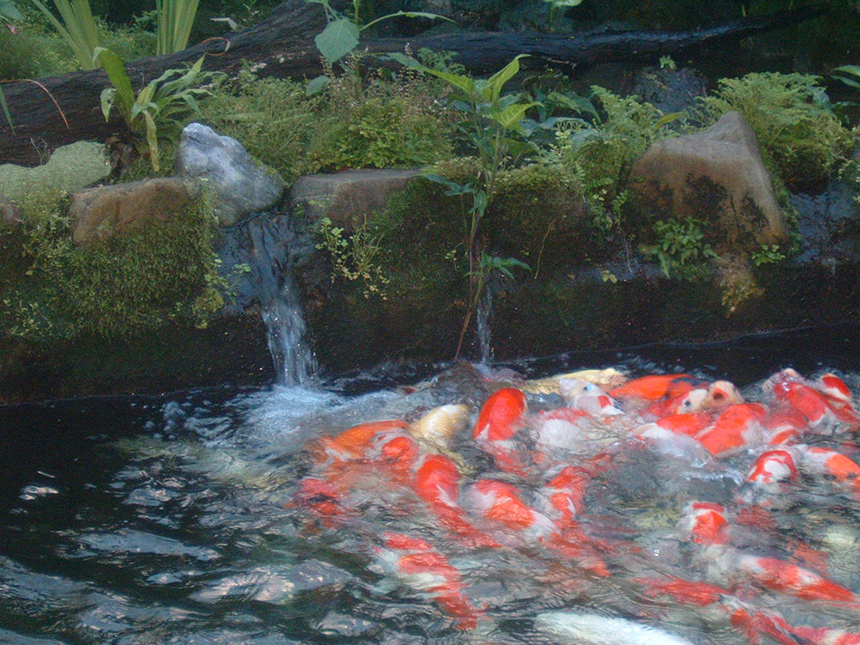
247 216 317 386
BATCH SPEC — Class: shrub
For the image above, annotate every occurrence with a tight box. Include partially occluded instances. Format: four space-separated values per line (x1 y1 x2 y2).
696 72 854 185
547 86 674 232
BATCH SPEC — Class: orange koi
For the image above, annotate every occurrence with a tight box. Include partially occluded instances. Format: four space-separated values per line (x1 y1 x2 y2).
645 388 708 419
312 419 409 466
794 444 860 500
694 403 768 457
609 374 704 401
473 388 527 441
376 533 480 630
735 553 860 605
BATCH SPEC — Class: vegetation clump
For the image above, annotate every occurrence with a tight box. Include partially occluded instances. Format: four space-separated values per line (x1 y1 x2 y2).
1 191 228 342
696 72 855 185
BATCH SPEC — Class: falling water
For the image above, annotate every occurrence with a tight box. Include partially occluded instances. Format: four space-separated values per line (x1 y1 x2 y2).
246 215 317 386
476 284 494 364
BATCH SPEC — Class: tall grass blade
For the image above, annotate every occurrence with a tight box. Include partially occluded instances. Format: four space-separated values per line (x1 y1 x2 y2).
31 0 101 70
156 0 199 55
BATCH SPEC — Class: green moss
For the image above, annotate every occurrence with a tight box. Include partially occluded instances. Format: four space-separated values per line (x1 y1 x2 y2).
0 142 110 203
696 73 854 185
1 192 223 343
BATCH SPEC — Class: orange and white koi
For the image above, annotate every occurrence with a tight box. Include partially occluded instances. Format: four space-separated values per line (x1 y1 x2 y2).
737 449 798 507
310 419 409 469
609 373 705 402
472 388 533 476
374 532 480 630
645 387 709 419
412 454 499 548
694 403 768 458
559 379 625 417
680 501 730 546
793 444 860 500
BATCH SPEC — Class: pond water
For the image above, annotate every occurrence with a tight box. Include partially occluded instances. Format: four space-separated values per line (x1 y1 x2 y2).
1 324 859 645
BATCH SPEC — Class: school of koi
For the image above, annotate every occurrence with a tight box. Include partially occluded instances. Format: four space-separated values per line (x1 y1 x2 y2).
291 367 860 644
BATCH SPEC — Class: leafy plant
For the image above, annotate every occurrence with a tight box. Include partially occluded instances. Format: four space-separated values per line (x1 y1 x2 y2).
751 244 785 266
696 73 854 184
542 0 584 31
30 0 100 69
831 65 860 126
156 0 199 55
95 48 222 171
640 218 718 279
392 53 536 358
315 216 390 299
307 0 453 65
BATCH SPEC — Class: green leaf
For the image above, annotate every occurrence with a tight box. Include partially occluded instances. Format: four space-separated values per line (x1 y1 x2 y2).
384 52 422 70
306 75 331 95
98 86 115 121
93 47 134 116
654 111 684 129
483 54 527 104
420 67 476 98
144 110 159 171
833 65 860 90
489 101 539 133
314 18 359 64
422 173 476 195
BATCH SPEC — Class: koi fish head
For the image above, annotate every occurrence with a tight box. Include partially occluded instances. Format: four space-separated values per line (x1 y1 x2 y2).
647 388 709 419
817 373 853 407
681 501 729 545
407 404 470 446
473 388 527 442
704 381 743 409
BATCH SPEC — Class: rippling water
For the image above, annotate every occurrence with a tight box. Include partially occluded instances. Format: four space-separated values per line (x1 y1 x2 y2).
1 325 859 644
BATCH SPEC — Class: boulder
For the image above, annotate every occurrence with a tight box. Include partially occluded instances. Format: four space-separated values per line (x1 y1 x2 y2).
69 178 202 247
176 122 285 226
0 194 21 227
290 169 422 229
630 111 787 251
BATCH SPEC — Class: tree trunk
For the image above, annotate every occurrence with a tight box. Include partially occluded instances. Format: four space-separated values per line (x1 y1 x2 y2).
0 0 827 167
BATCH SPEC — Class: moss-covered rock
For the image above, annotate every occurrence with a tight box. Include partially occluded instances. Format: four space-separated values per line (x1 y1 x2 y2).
0 141 110 203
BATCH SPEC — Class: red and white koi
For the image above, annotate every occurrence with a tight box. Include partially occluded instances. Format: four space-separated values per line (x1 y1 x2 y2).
694 403 769 458
373 532 480 630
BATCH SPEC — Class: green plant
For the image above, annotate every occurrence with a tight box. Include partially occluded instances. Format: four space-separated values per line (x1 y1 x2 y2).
831 65 860 126
751 244 786 266
95 48 223 171
548 86 677 234
640 218 718 279
696 73 854 184
156 0 198 55
30 0 100 69
541 0 584 31
315 216 390 299
659 55 676 71
307 0 452 65
392 54 536 358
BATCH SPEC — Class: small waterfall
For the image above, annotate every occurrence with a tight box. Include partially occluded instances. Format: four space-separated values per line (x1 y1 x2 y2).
260 270 317 386
233 213 317 386
476 284 494 364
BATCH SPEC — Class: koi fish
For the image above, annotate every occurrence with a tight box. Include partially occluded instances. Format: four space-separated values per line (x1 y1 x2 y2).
734 552 860 605
609 374 706 402
645 387 708 419
472 388 533 476
293 477 349 527
412 454 499 548
680 501 729 545
406 404 470 449
694 403 768 458
793 444 860 500
559 379 624 417
737 449 798 507
534 611 696 645
374 532 480 630
311 419 408 468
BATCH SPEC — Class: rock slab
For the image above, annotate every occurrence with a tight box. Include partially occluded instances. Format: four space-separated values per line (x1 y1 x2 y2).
630 111 787 250
290 169 422 229
69 178 202 247
176 122 285 226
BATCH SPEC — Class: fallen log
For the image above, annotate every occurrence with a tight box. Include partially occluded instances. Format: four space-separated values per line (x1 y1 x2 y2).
0 0 827 166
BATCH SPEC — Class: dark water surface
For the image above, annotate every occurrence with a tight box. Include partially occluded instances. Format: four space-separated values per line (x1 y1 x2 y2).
1 323 859 644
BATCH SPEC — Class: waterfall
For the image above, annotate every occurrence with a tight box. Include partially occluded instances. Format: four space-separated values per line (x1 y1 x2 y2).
235 214 317 386
476 284 494 364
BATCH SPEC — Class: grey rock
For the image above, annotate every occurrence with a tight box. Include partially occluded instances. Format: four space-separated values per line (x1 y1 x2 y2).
630 111 787 251
290 168 421 230
69 178 202 247
176 122 285 226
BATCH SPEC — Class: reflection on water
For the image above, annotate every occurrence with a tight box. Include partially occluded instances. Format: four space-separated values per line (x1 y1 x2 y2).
1 325 859 644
